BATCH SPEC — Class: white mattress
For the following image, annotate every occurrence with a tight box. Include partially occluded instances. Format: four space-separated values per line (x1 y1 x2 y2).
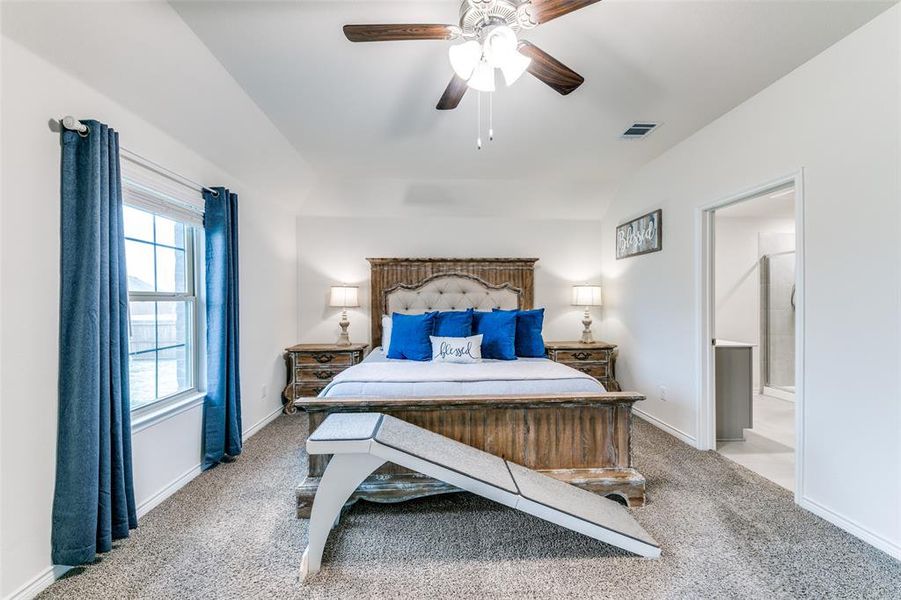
320 347 606 398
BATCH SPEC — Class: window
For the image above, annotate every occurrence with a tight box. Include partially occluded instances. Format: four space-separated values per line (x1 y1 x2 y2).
124 204 199 410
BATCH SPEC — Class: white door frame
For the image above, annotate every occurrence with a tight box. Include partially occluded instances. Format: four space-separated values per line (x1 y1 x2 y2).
695 170 806 502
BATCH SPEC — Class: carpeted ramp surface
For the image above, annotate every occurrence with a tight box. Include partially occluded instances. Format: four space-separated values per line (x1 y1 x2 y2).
39 416 901 599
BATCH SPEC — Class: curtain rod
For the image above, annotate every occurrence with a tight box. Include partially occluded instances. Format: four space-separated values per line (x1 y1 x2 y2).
60 116 219 197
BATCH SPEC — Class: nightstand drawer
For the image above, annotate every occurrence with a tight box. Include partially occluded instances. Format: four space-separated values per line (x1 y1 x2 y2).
553 349 610 363
563 362 608 379
296 367 343 382
297 352 355 366
295 383 328 397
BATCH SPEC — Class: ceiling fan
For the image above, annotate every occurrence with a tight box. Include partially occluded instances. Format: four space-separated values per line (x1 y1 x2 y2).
343 0 601 110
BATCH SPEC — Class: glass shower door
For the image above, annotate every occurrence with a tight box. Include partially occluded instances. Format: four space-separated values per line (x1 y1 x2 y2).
760 251 795 392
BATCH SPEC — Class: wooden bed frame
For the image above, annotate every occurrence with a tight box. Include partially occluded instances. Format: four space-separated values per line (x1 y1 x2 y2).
293 258 647 516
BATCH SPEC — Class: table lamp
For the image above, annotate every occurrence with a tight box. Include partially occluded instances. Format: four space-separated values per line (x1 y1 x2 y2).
329 285 360 346
572 285 603 343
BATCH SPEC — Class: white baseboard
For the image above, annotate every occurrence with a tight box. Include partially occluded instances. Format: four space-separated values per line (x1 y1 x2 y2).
11 404 284 599
634 409 900 560
633 407 699 447
798 495 901 561
135 404 281 520
3 565 70 600
136 463 203 519
11 463 204 600
135 404 282 519
242 404 283 441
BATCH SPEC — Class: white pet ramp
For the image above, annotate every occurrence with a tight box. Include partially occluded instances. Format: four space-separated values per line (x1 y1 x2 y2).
300 413 661 579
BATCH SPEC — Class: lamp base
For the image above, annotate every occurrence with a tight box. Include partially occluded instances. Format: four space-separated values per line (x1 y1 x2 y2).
336 311 351 346
580 308 594 344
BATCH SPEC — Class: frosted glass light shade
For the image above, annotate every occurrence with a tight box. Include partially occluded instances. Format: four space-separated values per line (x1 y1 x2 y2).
572 285 603 307
468 61 496 92
501 50 531 86
329 286 360 308
484 25 517 68
449 41 482 80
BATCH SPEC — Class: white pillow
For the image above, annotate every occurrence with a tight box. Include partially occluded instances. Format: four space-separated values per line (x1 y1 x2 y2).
430 334 483 364
381 314 392 354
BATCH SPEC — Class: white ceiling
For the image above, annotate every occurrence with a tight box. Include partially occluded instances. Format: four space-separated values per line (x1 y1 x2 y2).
172 0 892 186
2 0 315 207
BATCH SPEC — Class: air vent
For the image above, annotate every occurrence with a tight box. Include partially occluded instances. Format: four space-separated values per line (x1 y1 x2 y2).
621 122 660 139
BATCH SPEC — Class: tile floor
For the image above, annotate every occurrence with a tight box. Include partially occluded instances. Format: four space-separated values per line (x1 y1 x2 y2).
717 393 795 491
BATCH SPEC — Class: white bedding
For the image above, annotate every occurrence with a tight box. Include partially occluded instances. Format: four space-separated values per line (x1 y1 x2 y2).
320 347 605 398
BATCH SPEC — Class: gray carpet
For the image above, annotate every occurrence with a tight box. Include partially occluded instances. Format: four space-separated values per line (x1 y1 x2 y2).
39 416 901 599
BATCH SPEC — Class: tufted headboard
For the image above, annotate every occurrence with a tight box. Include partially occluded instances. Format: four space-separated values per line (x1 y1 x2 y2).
367 258 538 348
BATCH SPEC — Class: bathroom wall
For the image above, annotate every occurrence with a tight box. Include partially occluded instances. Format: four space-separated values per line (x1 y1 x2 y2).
715 216 795 389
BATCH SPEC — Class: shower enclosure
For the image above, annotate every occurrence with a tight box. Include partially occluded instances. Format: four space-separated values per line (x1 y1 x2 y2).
759 251 795 394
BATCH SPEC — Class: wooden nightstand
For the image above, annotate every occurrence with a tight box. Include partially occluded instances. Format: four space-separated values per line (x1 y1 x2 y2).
282 343 368 414
545 341 621 391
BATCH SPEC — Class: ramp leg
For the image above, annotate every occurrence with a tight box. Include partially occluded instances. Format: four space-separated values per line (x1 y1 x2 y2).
301 453 386 581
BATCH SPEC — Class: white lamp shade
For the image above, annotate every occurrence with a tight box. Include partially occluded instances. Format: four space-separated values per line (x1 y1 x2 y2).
572 285 603 307
467 61 496 92
500 50 531 86
329 286 359 308
449 41 482 80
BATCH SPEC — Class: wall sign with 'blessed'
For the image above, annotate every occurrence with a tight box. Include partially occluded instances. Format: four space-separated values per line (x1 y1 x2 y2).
616 209 663 259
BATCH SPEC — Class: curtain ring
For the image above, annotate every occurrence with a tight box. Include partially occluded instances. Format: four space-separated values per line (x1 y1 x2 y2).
77 125 90 138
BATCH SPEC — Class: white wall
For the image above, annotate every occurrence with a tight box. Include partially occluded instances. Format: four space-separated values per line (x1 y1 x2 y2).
297 216 605 347
599 6 900 557
300 176 613 220
0 4 312 597
714 216 795 388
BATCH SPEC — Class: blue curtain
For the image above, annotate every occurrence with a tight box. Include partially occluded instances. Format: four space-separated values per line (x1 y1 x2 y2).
202 187 242 469
52 121 137 565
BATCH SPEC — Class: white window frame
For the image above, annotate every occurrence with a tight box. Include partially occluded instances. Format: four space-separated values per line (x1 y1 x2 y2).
122 181 206 427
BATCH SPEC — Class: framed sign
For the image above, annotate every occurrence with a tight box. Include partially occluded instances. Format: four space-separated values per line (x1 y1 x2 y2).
616 209 662 259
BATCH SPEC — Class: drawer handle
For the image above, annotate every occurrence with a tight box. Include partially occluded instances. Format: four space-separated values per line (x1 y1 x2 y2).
312 353 335 364
314 370 333 380
572 352 592 361
577 367 593 374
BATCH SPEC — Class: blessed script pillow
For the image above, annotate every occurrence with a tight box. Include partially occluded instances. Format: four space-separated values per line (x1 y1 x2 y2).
430 334 483 364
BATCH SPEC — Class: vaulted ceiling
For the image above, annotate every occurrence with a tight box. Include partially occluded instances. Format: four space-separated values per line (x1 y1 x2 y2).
172 0 892 187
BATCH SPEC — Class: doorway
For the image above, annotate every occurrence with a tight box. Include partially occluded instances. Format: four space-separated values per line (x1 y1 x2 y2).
697 174 804 498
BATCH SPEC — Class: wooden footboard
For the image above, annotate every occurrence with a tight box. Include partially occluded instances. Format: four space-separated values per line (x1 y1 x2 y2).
294 392 647 517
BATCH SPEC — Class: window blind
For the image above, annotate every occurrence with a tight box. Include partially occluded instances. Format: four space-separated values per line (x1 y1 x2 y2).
121 157 205 227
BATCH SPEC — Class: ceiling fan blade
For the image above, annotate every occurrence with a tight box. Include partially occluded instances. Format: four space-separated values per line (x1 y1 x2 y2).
436 74 468 110
518 41 584 95
343 24 458 42
527 0 603 25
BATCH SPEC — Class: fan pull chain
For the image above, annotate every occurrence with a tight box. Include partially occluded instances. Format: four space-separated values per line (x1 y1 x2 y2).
489 92 494 142
476 92 482 150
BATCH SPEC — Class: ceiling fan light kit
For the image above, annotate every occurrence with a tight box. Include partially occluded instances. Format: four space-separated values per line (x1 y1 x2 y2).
500 50 532 86
343 0 601 146
474 23 531 86
468 63 496 93
449 40 482 80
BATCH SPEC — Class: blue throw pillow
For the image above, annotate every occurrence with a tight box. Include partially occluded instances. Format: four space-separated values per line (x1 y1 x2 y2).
387 312 437 361
434 309 473 338
494 308 546 358
472 310 517 360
